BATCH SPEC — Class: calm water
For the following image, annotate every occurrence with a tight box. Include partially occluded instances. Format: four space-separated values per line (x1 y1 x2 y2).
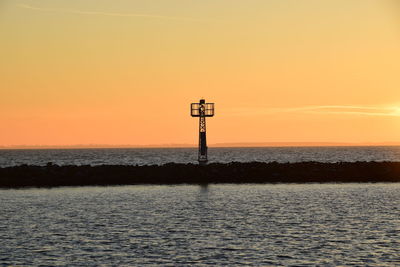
0 184 399 266
1 146 400 167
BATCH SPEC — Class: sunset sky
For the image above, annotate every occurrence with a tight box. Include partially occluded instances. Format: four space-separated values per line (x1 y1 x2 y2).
1 0 400 147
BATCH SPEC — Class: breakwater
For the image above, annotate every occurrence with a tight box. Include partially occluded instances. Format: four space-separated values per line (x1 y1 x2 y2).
1 162 400 188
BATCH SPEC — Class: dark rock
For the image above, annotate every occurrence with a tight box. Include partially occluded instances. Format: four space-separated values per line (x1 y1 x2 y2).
0 161 399 188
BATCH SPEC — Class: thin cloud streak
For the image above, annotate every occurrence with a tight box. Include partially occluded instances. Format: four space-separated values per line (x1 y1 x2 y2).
17 3 207 22
228 105 400 117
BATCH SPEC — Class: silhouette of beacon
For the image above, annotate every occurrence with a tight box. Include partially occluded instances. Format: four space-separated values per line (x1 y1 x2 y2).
191 99 214 165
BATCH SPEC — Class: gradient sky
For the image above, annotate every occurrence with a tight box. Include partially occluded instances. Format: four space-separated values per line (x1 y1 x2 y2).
1 0 400 146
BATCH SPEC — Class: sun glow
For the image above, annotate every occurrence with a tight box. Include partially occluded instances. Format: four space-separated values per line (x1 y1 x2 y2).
392 107 400 116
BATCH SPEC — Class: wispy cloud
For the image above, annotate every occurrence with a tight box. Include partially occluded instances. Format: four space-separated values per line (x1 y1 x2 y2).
17 3 207 22
228 105 400 117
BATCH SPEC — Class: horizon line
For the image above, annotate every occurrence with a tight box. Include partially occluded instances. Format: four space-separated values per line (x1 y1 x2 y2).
2 141 400 149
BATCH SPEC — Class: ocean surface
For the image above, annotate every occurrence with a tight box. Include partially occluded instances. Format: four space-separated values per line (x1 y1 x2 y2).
1 146 400 167
1 184 399 266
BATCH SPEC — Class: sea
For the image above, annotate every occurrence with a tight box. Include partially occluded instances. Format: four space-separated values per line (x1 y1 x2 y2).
1 146 400 167
1 147 400 266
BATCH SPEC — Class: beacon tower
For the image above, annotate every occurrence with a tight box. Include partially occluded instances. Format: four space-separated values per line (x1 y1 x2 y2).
191 99 215 165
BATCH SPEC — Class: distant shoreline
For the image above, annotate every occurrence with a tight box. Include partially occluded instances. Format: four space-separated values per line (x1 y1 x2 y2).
1 162 400 188
2 142 400 150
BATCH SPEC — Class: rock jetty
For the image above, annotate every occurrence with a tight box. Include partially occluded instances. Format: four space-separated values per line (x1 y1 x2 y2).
1 161 400 188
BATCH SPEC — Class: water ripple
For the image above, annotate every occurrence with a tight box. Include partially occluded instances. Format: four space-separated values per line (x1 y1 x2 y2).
1 146 400 166
0 184 400 265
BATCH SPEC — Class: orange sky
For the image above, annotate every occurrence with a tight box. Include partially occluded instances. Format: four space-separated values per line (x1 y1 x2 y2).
1 0 400 147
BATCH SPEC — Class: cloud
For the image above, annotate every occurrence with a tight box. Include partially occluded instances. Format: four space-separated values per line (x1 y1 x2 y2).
17 3 206 22
281 105 400 116
228 105 400 117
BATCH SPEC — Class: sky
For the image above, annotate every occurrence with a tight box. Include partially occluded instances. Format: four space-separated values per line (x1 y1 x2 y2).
1 0 400 147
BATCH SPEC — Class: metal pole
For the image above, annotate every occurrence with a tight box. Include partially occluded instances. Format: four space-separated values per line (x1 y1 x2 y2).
198 104 208 164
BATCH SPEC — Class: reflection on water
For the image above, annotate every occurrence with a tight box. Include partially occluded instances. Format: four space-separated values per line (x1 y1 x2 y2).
200 184 209 193
1 184 400 265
